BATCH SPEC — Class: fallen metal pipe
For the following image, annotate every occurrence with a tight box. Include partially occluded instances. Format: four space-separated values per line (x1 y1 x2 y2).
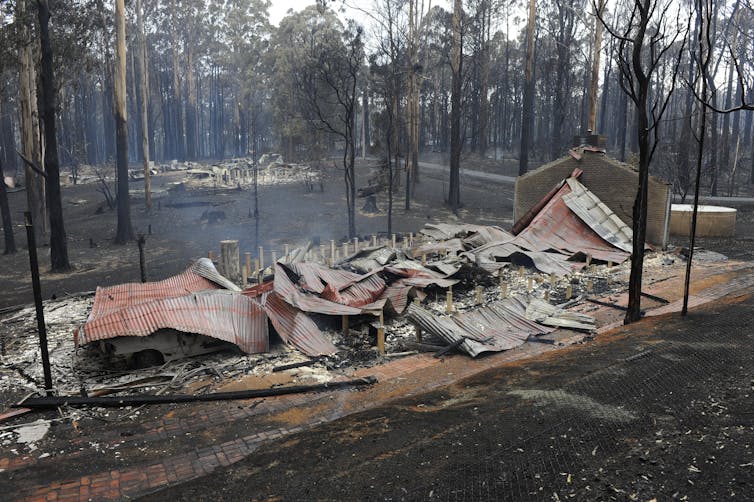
14 376 377 409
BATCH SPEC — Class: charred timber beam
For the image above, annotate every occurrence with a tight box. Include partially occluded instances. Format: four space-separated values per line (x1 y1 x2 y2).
271 359 322 373
640 291 669 304
14 376 377 409
433 337 466 358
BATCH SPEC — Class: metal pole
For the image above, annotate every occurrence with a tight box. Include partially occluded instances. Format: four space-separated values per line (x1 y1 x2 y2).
24 212 53 395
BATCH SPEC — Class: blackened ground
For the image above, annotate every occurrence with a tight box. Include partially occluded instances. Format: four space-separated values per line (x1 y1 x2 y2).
141 294 754 501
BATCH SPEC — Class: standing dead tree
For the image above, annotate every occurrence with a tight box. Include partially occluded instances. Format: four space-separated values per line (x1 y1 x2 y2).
448 0 462 212
598 0 687 324
38 0 71 271
297 22 364 239
113 0 134 244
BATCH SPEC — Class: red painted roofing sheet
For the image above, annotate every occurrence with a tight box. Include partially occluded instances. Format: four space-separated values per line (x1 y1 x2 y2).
262 292 338 356
86 258 235 320
273 263 369 315
77 290 269 354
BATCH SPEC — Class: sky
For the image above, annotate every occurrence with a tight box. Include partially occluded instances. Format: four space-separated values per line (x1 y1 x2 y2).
268 1 315 26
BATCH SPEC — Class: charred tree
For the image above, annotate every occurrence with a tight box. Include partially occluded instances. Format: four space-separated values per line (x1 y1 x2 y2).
518 0 536 175
0 158 15 254
113 0 133 244
599 0 686 324
136 0 151 209
448 0 462 211
37 0 70 271
16 0 44 240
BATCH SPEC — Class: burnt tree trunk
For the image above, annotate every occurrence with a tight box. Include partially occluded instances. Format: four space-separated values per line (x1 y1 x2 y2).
0 158 16 254
448 0 462 211
114 0 133 244
38 0 70 271
519 0 536 175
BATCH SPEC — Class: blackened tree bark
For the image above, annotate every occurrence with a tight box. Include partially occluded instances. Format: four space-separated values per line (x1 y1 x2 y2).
113 0 133 244
599 0 686 324
0 158 15 254
518 0 536 175
37 0 70 271
136 0 151 209
448 0 462 211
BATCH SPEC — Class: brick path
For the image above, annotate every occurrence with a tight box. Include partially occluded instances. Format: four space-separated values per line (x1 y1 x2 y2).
6 260 754 502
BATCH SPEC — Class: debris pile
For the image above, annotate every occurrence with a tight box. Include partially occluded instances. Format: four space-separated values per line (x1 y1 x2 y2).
0 168 678 410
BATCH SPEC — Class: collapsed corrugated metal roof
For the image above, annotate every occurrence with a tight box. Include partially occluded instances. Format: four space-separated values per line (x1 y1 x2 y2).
462 241 585 277
406 299 556 357
513 172 631 264
562 178 633 253
85 258 239 321
77 290 269 354
262 292 338 356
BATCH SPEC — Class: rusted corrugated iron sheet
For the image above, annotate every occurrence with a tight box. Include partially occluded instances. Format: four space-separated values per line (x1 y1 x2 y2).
77 290 269 354
513 177 630 264
241 280 274 299
87 258 236 320
262 292 338 356
406 299 554 357
273 263 366 315
511 179 568 235
320 274 387 307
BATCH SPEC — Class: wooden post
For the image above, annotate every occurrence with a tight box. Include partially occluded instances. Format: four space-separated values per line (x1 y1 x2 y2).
284 244 290 257
549 273 555 286
341 315 349 336
446 288 453 313
421 253 427 266
245 252 251 274
519 266 525 277
271 250 277 264
587 278 594 293
566 284 573 300
544 290 550 301
220 240 241 284
208 250 214 261
242 265 248 286
527 276 533 293
409 232 414 247
475 285 483 305
391 234 396 248
330 240 336 264
372 234 377 247
377 326 385 355
586 254 592 266
137 235 148 283
258 246 264 270
353 237 359 253
413 298 422 342
607 260 613 268
343 242 349 258
500 276 508 299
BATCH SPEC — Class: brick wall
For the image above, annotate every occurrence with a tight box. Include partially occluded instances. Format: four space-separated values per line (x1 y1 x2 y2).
513 152 670 247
